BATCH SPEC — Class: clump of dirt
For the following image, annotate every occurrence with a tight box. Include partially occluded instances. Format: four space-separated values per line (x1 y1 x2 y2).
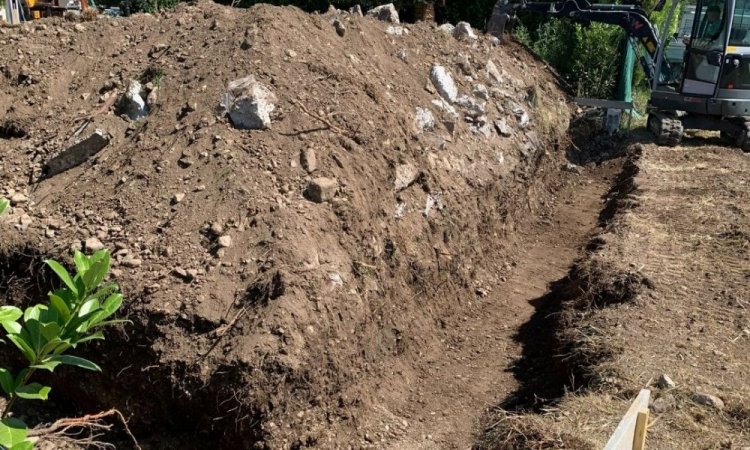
0 1 573 447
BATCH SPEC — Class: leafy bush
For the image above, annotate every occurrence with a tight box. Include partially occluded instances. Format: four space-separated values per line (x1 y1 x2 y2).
0 250 126 449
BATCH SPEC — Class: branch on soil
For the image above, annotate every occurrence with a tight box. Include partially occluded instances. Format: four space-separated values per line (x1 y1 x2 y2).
29 409 141 450
291 99 353 138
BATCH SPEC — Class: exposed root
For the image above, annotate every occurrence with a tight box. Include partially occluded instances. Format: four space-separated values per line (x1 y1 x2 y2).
29 409 141 450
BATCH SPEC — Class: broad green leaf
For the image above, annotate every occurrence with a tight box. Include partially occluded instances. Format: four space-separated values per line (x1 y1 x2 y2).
0 418 28 448
0 368 14 395
49 294 72 322
9 441 34 450
30 359 62 372
73 277 87 300
103 293 123 316
51 341 71 355
0 307 22 324
39 322 61 343
90 319 130 329
73 251 90 274
0 320 21 335
50 355 101 372
83 257 110 291
7 335 36 363
22 305 46 323
45 260 77 295
38 338 63 359
78 298 100 317
15 382 50 400
37 306 60 327
0 199 8 216
23 320 43 353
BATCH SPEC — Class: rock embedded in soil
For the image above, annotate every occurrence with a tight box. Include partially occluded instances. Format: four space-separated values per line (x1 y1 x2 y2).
300 148 317 173
367 3 399 23
221 76 277 130
651 394 676 414
118 79 149 121
84 237 105 252
305 177 338 203
218 235 232 248
350 5 363 16
657 374 676 389
333 18 346 37
9 193 28 205
172 192 186 204
414 107 435 132
386 26 408 36
495 119 512 137
430 65 458 104
438 23 455 34
394 164 421 191
693 392 724 410
486 59 503 85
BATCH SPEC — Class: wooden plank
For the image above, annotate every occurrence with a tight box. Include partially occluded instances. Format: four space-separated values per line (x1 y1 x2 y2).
603 389 651 450
633 409 649 450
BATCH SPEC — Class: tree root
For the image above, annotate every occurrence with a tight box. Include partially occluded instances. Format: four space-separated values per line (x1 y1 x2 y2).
29 409 141 450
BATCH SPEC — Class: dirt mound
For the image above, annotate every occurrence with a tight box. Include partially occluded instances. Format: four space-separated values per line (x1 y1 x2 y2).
0 2 573 447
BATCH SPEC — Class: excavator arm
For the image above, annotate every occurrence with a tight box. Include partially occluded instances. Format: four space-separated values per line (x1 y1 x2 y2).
491 0 663 81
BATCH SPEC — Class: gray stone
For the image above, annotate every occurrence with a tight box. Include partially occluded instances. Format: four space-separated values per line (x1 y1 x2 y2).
487 0 512 40
657 374 676 389
118 80 148 120
367 3 399 23
220 76 277 130
121 255 143 268
455 95 486 118
44 130 110 178
430 65 458 104
394 164 421 191
84 237 105 252
455 53 473 76
414 107 435 132
301 148 317 173
495 119 512 136
172 192 186 204
693 392 724 410
306 178 338 203
350 5 363 16
333 18 346 37
473 84 489 100
453 21 477 41
651 394 676 414
512 105 530 128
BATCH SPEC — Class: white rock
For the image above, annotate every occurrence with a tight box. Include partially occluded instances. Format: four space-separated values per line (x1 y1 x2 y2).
512 105 530 128
495 118 512 136
414 107 435 132
455 95 486 118
367 3 399 23
430 65 458 104
394 164 421 191
172 192 186 204
386 25 408 36
306 178 338 203
437 23 455 34
486 59 503 84
453 21 477 41
657 374 676 389
431 98 459 119
220 76 277 130
218 235 232 248
119 80 148 120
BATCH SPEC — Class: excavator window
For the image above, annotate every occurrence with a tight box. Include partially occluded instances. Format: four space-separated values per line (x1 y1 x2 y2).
730 0 750 45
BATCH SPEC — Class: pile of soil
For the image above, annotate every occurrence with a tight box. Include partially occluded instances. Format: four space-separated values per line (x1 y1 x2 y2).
0 2 572 448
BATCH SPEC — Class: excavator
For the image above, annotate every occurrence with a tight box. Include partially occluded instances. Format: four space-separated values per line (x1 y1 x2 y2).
491 0 750 151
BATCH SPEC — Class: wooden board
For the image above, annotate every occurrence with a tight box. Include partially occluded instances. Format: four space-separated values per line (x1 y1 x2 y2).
603 389 651 450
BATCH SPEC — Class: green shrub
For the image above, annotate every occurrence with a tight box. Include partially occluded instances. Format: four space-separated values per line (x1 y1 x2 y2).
0 250 126 449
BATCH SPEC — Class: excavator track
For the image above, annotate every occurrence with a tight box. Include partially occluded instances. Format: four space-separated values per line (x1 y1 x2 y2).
648 112 683 147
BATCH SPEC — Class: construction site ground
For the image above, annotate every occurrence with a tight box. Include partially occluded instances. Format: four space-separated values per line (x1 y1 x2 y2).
0 2 748 449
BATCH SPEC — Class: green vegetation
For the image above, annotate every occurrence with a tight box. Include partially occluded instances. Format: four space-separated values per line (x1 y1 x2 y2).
0 249 126 449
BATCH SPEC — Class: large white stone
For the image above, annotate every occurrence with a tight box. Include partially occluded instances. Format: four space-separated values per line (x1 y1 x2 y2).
221 76 277 130
430 65 458 104
367 3 399 23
